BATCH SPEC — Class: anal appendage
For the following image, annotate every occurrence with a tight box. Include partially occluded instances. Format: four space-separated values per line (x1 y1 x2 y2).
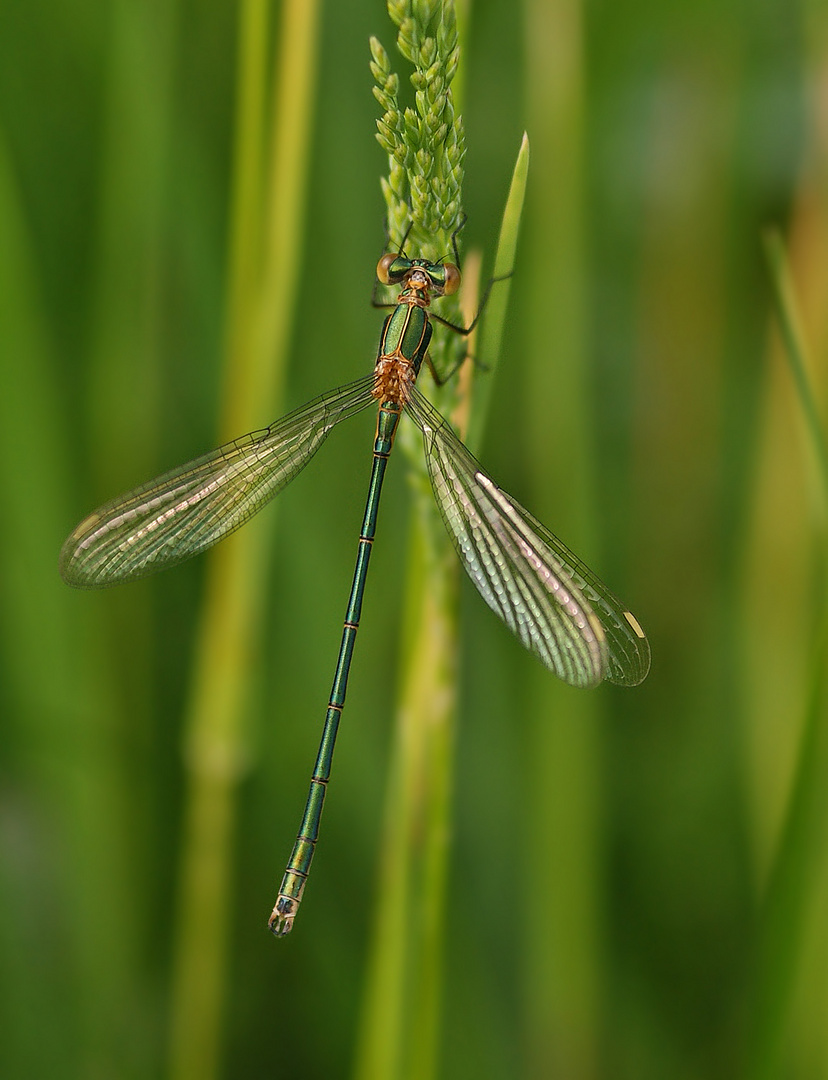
267 864 307 937
268 891 301 937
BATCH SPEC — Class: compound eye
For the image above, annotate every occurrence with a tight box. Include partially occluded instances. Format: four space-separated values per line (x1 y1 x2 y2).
442 263 461 296
377 253 402 285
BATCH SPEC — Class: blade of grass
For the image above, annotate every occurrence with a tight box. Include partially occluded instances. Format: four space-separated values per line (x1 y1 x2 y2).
0 126 136 1080
87 0 178 493
56 0 179 1066
167 2 321 1078
744 230 828 1080
520 1 604 1076
762 230 828 502
466 131 529 454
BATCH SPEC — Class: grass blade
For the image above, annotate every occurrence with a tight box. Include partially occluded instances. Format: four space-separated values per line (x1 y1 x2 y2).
744 229 828 1080
167 2 321 1077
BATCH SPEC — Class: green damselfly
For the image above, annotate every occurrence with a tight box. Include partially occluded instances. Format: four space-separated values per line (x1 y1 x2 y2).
60 244 650 935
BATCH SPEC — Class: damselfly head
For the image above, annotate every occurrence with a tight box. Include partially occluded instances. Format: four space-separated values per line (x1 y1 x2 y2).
376 253 461 297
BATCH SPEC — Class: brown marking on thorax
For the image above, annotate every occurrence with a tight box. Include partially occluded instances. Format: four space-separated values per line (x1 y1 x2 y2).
372 355 416 404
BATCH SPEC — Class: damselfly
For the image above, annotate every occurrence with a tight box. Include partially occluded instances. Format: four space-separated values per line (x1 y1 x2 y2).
60 244 650 935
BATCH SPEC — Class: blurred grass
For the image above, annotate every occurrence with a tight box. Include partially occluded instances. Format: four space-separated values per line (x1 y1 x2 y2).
168 1 320 1078
0 0 826 1078
519 3 601 1076
745 230 828 1080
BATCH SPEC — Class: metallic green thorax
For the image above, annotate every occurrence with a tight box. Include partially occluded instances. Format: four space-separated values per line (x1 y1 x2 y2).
268 259 447 935
378 300 432 384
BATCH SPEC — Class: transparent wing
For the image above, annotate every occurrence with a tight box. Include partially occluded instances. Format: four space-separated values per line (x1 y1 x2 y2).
405 387 650 688
60 376 377 588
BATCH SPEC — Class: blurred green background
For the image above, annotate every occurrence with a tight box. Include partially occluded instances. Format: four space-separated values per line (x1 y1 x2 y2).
2 0 827 1078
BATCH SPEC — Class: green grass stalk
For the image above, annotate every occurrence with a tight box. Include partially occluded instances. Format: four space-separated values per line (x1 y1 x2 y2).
744 231 828 1080
355 149 527 1080
762 230 828 503
356 5 462 1078
0 130 137 1079
355 7 527 1078
520 1 605 1075
60 1 179 1067
167 2 320 1078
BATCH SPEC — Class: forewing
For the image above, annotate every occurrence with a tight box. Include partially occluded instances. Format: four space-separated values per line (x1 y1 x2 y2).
60 376 377 588
406 387 650 687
